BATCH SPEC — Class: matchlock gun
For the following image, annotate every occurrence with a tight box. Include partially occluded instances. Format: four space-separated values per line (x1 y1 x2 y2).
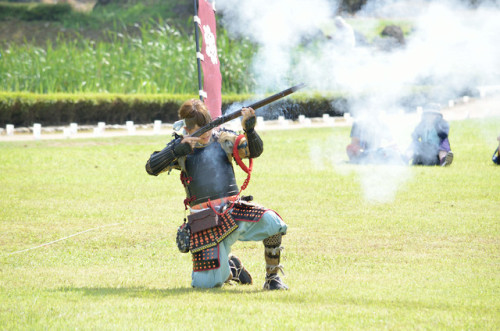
190 83 306 137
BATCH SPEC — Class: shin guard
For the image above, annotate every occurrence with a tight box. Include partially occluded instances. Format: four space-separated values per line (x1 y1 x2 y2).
263 233 288 290
263 233 284 275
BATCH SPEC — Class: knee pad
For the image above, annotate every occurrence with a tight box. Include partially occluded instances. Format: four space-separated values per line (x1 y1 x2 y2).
263 233 282 248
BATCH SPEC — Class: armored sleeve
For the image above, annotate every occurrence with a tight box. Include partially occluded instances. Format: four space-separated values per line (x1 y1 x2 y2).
245 128 263 158
145 137 191 176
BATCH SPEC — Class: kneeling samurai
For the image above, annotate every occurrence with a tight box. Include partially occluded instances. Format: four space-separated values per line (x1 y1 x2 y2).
145 99 288 290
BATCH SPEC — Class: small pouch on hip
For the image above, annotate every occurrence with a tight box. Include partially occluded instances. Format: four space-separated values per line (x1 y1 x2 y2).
176 221 191 253
187 208 220 233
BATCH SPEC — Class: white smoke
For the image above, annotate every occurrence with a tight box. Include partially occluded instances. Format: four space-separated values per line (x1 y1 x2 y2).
406 2 500 92
216 0 500 203
358 164 411 203
217 0 335 91
217 0 500 94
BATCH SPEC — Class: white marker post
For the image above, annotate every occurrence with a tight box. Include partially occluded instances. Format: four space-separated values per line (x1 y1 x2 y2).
70 123 78 136
322 114 333 124
153 120 162 135
278 115 288 127
6 124 14 136
126 121 135 135
98 122 106 134
33 123 41 140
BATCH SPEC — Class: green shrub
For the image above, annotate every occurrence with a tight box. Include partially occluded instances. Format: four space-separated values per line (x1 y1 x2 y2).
0 92 347 127
24 3 72 21
0 2 28 20
0 2 72 21
0 92 190 126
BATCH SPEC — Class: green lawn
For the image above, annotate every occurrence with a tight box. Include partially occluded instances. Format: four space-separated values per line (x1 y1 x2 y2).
0 119 499 329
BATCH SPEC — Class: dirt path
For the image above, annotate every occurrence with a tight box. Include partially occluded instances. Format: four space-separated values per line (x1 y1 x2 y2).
440 95 500 121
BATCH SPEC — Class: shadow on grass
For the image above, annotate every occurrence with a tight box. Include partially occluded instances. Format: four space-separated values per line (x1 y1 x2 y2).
55 286 265 297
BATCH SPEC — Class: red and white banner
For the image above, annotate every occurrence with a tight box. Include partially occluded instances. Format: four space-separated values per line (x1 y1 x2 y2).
197 0 222 118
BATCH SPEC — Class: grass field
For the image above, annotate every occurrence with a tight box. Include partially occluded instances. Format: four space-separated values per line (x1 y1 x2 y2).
0 119 499 329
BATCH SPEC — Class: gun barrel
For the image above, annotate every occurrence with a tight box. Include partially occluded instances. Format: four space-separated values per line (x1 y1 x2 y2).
191 83 306 137
247 83 306 111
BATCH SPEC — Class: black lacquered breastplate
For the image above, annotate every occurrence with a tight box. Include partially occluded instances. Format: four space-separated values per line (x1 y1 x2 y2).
184 141 239 206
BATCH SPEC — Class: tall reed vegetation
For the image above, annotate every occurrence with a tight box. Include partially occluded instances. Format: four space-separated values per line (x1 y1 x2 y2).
0 21 257 94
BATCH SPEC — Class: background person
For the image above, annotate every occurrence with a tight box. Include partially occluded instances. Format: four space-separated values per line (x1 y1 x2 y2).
409 105 453 166
145 99 289 290
331 16 356 50
346 114 403 164
493 134 500 165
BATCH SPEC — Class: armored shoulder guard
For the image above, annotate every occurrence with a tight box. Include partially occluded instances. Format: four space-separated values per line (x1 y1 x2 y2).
245 128 263 158
146 137 191 176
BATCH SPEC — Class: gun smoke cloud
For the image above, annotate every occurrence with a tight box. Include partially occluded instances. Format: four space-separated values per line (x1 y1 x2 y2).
216 0 500 203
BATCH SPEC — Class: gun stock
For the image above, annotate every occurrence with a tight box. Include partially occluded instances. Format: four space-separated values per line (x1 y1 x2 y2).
191 83 306 137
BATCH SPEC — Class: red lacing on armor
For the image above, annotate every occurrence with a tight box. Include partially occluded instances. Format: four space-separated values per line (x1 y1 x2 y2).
183 196 196 211
208 134 253 216
180 171 196 210
180 172 192 187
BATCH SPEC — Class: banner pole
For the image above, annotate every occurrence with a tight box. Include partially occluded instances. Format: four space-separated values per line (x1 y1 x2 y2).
193 0 204 101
